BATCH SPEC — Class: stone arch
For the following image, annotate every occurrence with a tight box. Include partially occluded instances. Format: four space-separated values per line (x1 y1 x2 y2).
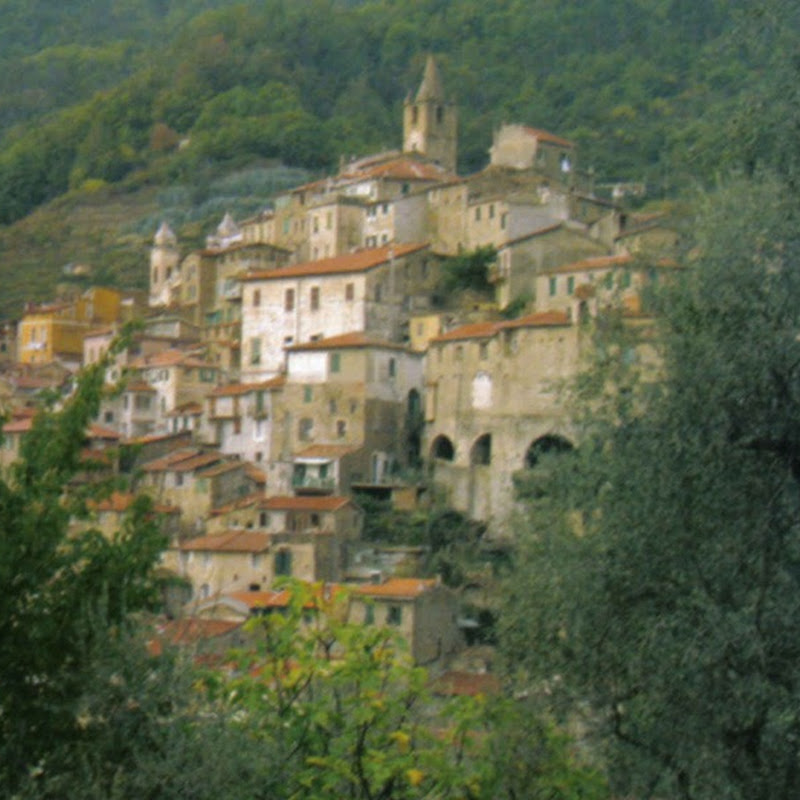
431 434 455 462
525 434 574 468
470 433 492 466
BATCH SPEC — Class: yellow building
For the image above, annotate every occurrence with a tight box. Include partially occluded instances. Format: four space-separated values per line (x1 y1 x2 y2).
18 288 128 366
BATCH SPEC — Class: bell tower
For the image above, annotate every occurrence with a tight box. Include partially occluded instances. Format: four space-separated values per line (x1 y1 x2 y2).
403 55 457 173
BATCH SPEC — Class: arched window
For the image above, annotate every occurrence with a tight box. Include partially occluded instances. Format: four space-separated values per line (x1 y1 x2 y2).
525 435 574 468
470 434 492 466
431 434 455 462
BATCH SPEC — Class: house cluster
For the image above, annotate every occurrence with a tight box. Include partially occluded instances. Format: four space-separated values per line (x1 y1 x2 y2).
0 56 678 665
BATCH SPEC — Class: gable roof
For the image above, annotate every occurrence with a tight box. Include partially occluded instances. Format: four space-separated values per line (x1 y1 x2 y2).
240 242 428 282
179 530 271 553
287 332 409 353
210 377 284 397
431 310 571 343
355 577 437 600
522 126 575 148
260 495 354 512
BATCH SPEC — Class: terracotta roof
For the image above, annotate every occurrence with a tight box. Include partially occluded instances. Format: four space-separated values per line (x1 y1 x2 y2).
355 577 437 600
165 401 203 416
244 463 267 485
179 530 271 553
210 377 284 397
287 332 408 352
210 492 263 516
196 460 242 479
88 424 121 440
432 321 499 343
294 444 360 460
545 254 632 275
499 310 572 330
430 671 502 697
89 491 179 514
3 417 33 433
173 452 225 473
124 431 192 446
240 242 428 282
157 617 243 645
343 156 452 183
141 448 203 472
431 311 571 344
226 588 290 609
260 495 353 512
522 126 575 148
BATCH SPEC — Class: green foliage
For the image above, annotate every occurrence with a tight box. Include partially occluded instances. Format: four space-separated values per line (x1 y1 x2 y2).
501 175 800 800
440 245 497 297
0 339 167 794
0 0 788 227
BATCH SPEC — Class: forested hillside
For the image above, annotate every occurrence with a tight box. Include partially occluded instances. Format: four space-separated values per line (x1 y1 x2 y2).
0 0 794 318
0 0 767 224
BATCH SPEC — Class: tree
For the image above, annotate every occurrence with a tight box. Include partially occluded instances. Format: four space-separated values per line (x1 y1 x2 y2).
501 173 800 800
0 345 167 794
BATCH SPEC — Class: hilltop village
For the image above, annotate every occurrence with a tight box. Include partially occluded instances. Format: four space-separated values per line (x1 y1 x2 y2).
0 57 676 665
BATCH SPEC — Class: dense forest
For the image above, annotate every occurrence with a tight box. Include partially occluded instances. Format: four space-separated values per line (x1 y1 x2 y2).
0 0 781 229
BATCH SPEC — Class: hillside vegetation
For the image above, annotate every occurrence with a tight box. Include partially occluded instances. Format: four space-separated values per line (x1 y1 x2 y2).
0 0 795 316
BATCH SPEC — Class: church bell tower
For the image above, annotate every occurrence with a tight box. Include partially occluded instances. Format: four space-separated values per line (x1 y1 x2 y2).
403 55 457 173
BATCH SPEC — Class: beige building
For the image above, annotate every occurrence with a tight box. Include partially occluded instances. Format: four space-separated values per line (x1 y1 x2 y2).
239 242 438 380
262 333 425 495
489 124 577 182
424 311 582 536
201 377 285 465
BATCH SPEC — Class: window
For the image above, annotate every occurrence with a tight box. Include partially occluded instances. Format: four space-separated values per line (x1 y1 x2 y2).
475 206 481 221
479 341 489 360
567 276 575 295
604 271 614 290
326 211 333 230
299 417 313 440
329 399 337 414
364 603 375 624
250 337 261 366
345 283 355 301
375 284 382 302
436 105 443 124
251 553 262 568
621 270 632 289
330 353 341 373
500 212 507 230
304 385 312 403
259 511 268 527
388 357 396 378
489 204 495 219
310 286 320 310
313 216 319 233
387 605 402 626
252 289 261 307
549 277 558 297
455 345 464 362
310 513 320 527
336 420 347 438
274 549 292 577
175 473 184 487
381 203 389 215
104 411 113 423
285 288 295 311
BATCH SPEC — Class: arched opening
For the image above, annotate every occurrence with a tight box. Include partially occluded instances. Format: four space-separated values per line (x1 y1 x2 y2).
431 434 455 462
470 433 492 466
525 434 574 468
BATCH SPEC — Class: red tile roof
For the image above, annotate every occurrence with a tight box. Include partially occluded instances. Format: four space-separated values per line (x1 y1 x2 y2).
342 156 453 182
123 380 156 393
157 617 243 645
287 332 408 352
210 377 284 397
240 242 428 282
431 310 571 343
88 424 122 440
294 444 360 460
260 495 353 512
210 492 263 516
89 491 179 515
179 530 271 553
522 126 575 148
355 577 437 600
196 460 243 479
3 417 33 434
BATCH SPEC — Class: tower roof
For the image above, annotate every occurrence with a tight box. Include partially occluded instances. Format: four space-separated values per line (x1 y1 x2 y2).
154 221 177 247
415 54 446 103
